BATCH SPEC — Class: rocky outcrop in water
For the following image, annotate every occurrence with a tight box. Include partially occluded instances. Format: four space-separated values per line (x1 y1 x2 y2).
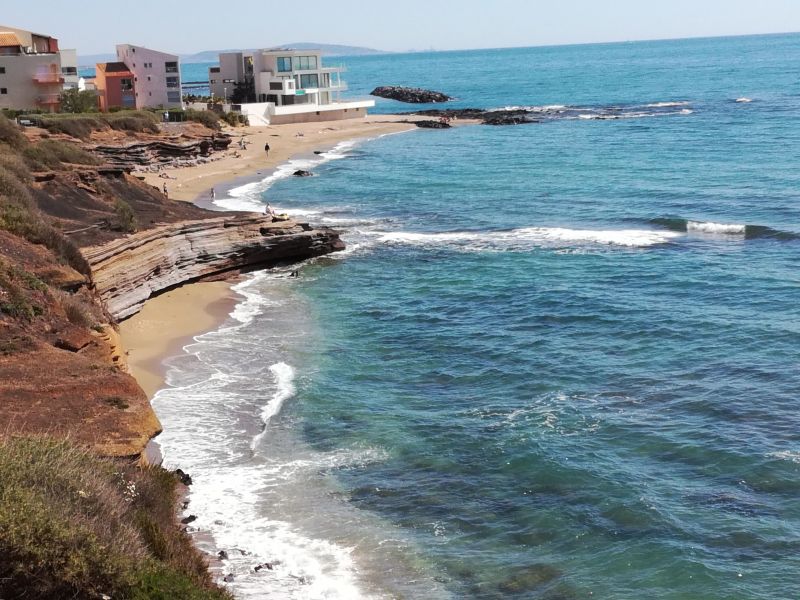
371 86 452 103
415 120 452 129
83 216 344 320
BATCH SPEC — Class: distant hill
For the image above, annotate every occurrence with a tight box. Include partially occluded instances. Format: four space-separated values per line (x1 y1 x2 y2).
79 43 384 67
181 43 386 63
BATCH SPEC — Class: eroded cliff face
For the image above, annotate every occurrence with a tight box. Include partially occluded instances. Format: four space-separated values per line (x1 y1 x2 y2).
84 215 344 320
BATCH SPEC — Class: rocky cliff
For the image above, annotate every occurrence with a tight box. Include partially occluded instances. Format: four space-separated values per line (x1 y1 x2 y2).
83 215 344 320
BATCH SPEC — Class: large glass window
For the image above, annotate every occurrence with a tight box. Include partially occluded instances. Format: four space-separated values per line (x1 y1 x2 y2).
165 61 178 73
120 78 133 91
295 56 318 70
299 74 319 89
166 76 179 88
277 57 292 72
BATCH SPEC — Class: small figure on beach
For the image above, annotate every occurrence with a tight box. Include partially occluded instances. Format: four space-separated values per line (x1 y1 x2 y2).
264 142 270 157
265 203 276 217
210 188 215 200
162 182 168 197
163 111 169 123
239 137 247 150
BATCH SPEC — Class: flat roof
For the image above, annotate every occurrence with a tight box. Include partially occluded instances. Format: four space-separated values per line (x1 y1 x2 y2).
0 32 22 48
97 61 133 75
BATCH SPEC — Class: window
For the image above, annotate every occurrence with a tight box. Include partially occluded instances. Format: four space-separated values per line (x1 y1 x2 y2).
147 76 151 81
166 76 179 88
0 88 6 94
269 82 283 90
277 57 292 72
167 91 181 102
209 79 216 84
295 56 317 70
165 61 178 73
0 67 7 74
120 78 133 91
61 66 77 75
299 74 318 89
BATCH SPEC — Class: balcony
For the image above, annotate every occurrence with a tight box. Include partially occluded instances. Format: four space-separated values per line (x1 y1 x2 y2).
33 73 64 84
36 94 61 105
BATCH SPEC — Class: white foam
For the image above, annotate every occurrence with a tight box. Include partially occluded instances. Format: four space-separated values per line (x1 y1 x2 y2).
644 101 691 108
769 450 800 463
251 362 296 450
687 221 746 235
735 97 753 103
212 140 361 213
366 226 682 251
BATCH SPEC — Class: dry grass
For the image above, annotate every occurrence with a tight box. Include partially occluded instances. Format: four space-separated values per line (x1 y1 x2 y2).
0 435 232 600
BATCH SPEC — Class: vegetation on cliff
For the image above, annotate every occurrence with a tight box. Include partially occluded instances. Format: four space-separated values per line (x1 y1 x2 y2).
0 435 231 600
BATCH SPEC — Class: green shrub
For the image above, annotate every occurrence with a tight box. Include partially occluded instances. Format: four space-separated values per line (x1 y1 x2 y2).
0 436 232 600
184 109 220 130
0 114 27 150
23 139 100 170
0 147 32 182
220 111 246 127
114 198 138 233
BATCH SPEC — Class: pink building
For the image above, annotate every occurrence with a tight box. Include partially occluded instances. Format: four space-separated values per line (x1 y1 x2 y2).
113 44 182 109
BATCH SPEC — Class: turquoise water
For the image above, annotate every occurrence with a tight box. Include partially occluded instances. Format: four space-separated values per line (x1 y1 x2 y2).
154 34 800 599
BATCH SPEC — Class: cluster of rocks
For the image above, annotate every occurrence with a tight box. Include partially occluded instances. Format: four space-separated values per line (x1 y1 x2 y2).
415 120 452 129
371 86 452 103
412 108 542 126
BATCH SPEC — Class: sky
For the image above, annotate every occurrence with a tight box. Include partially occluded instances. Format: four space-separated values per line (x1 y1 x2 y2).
4 0 800 56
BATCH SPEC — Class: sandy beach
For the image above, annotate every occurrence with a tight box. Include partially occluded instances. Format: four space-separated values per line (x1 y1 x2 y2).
121 114 428 398
144 115 422 203
118 281 238 399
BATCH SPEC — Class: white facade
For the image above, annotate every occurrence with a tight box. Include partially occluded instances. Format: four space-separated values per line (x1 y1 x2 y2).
0 24 64 112
59 48 78 90
208 48 374 125
116 44 182 109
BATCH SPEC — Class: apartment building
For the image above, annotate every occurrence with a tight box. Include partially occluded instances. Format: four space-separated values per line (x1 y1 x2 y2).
0 24 66 112
97 44 182 111
208 48 373 125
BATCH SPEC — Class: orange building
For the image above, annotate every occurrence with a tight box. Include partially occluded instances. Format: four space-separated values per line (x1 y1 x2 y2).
95 62 135 111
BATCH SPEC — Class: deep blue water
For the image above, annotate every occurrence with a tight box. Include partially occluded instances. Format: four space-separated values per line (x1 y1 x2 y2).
153 34 800 599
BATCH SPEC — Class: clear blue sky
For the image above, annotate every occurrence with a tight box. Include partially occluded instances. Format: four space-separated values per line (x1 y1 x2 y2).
5 0 800 56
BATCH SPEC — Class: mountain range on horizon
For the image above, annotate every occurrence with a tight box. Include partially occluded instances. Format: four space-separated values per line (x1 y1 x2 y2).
78 42 386 66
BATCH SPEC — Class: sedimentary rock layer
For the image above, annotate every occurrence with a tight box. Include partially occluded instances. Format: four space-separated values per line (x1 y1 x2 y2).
83 215 343 320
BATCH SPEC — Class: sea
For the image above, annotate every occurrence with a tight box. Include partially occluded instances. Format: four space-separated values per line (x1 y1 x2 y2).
151 34 800 599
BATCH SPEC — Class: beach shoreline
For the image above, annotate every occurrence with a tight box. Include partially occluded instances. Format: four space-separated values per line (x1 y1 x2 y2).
143 115 422 203
121 115 423 398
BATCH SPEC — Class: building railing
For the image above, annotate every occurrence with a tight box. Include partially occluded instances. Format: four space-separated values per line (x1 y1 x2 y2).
33 73 64 84
36 94 61 105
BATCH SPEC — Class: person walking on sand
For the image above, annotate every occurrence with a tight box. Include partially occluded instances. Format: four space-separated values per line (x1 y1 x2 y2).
162 182 168 197
210 188 215 200
264 142 270 157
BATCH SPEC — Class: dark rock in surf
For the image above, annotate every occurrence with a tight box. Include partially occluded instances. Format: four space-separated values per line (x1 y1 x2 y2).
254 562 274 572
174 468 193 486
223 573 235 583
218 550 229 560
371 86 452 103
415 120 452 129
181 514 197 524
293 169 312 177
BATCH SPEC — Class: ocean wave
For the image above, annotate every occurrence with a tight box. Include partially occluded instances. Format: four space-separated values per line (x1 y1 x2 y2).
650 218 799 240
251 362 296 450
213 140 360 213
735 97 753 103
365 226 681 251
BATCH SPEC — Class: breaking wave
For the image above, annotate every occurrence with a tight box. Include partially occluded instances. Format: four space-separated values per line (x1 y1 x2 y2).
364 226 682 251
650 218 799 240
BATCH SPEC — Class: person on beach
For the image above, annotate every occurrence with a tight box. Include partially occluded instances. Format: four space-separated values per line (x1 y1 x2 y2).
264 142 270 157
265 203 276 217
210 188 215 200
162 182 168 197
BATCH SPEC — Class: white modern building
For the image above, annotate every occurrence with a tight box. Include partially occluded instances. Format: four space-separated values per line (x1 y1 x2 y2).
60 48 79 90
0 24 66 112
114 44 182 109
208 49 373 125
